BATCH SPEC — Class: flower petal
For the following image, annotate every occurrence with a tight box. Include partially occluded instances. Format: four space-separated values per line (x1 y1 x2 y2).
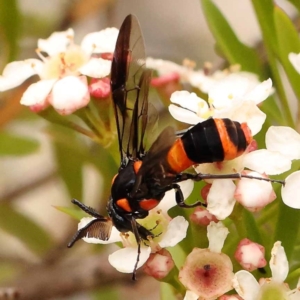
49 75 90 115
146 57 190 80
215 100 266 136
169 104 202 125
79 58 111 78
244 78 274 104
243 150 291 175
170 91 208 113
38 28 74 56
266 126 300 160
156 180 194 212
207 179 236 220
233 270 260 300
20 79 56 106
195 156 245 178
183 290 199 300
281 171 300 209
208 72 259 110
207 221 229 253
81 28 119 55
0 59 43 91
270 241 288 283
289 52 300 74
159 216 188 248
108 246 151 273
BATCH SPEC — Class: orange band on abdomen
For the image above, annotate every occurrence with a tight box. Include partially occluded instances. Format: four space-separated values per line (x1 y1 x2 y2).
214 119 238 160
167 139 195 173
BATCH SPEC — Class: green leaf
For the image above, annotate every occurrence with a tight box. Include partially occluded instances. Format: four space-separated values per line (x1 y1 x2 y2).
274 6 300 100
0 0 21 61
53 205 85 220
0 203 53 255
252 0 295 127
201 0 264 76
51 127 84 201
0 132 39 156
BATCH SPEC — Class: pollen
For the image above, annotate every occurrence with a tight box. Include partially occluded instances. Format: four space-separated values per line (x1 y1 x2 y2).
42 46 88 79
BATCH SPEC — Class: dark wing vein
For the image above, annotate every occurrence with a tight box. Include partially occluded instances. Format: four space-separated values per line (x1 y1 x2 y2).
111 14 149 166
68 218 113 248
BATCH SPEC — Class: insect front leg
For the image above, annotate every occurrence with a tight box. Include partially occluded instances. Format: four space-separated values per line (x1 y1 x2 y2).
172 183 206 208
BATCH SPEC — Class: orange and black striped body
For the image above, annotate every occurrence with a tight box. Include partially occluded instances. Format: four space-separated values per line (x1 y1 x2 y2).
167 118 252 173
109 118 252 233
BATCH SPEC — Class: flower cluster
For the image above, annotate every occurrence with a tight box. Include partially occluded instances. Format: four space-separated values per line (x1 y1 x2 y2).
0 27 118 114
2 21 300 300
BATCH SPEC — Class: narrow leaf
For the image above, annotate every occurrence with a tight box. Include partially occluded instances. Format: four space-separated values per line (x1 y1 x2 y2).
0 203 53 255
201 0 263 75
274 6 300 100
53 205 85 220
0 0 21 61
0 132 39 156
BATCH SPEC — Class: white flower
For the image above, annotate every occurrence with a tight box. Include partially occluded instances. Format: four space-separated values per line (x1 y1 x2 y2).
233 241 294 300
78 180 193 274
181 222 234 300
195 124 298 219
0 27 118 115
146 57 193 82
169 76 272 136
288 52 300 74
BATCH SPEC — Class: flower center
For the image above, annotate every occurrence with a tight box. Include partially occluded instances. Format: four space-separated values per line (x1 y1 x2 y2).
42 46 88 79
125 210 169 248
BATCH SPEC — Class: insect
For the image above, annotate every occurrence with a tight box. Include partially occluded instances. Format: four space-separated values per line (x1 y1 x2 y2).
68 14 284 280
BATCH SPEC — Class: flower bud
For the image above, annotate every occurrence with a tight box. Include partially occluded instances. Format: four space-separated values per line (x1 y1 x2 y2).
234 171 276 212
143 249 174 280
89 77 111 99
190 207 218 226
234 238 266 271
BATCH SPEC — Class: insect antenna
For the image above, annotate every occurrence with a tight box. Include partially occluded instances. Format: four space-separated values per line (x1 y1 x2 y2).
71 199 104 218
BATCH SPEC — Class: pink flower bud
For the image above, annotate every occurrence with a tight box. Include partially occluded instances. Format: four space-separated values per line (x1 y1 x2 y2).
89 77 111 99
234 238 266 271
143 249 174 280
179 248 234 299
190 207 218 226
151 72 180 87
100 53 113 60
201 184 211 202
151 72 181 100
234 171 276 212
29 101 50 113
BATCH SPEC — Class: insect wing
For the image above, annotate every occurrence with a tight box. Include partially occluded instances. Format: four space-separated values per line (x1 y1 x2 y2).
111 14 148 165
68 218 113 247
131 126 176 195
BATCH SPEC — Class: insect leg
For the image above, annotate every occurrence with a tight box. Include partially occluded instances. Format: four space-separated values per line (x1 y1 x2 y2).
172 183 206 208
130 218 142 281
